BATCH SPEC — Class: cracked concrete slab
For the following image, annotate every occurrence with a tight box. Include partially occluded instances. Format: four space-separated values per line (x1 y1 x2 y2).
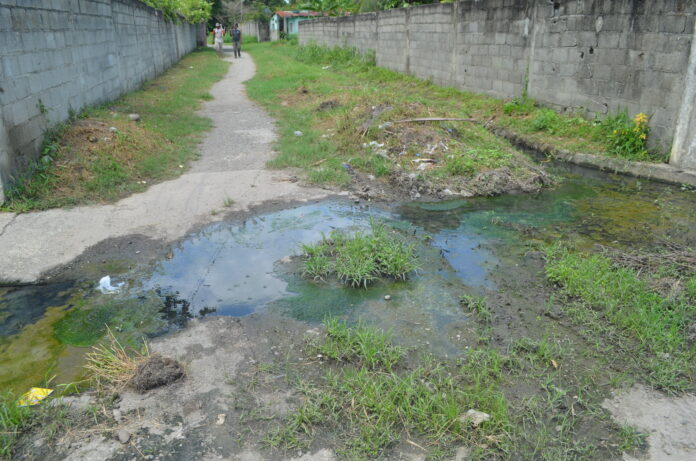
0 51 331 283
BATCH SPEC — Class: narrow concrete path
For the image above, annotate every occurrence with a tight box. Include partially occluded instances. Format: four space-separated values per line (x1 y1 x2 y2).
0 51 330 283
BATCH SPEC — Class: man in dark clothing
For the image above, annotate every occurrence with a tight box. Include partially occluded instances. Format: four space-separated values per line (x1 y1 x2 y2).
231 24 241 58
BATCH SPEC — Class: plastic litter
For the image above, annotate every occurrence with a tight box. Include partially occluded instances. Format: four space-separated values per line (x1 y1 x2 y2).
98 275 124 294
294 131 303 136
18 387 53 406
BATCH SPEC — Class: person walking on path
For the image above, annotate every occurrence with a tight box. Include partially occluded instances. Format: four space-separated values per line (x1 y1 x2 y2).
212 23 225 57
231 24 242 59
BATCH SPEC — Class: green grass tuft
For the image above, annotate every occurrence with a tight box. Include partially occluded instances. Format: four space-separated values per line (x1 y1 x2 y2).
301 220 418 287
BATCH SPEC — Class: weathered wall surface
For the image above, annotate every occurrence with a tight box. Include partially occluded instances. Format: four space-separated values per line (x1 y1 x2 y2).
0 0 197 201
300 0 696 169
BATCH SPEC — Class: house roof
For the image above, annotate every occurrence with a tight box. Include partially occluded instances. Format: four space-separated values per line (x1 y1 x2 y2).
274 10 322 18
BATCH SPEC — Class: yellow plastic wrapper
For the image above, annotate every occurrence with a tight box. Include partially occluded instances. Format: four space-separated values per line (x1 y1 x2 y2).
18 387 53 407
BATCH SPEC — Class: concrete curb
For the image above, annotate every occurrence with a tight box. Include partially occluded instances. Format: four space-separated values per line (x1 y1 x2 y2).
492 127 696 188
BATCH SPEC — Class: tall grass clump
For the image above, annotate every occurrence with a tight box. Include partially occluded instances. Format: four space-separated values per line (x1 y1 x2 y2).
295 42 375 70
84 328 149 392
301 220 418 287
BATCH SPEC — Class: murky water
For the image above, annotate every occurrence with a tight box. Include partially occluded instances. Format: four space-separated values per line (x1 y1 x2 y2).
1 166 695 391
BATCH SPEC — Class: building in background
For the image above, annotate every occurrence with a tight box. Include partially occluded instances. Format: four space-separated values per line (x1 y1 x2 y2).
270 11 322 41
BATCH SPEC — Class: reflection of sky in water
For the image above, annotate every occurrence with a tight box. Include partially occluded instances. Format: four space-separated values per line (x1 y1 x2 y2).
144 203 392 316
431 229 494 289
143 201 501 317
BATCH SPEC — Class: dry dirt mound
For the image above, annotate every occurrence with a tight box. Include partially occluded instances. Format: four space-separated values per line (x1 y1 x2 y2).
129 354 184 392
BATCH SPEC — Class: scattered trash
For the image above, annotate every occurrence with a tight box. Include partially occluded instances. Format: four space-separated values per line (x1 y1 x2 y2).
98 275 124 294
321 65 331 70
18 387 53 406
128 113 140 122
294 131 303 136
116 429 131 444
178 164 184 168
342 163 352 170
109 126 118 132
460 409 491 427
216 413 226 425
384 295 391 301
378 122 393 129
551 359 559 369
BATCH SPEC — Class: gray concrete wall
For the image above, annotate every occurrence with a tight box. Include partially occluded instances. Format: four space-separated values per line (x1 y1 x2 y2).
0 0 197 201
300 0 696 169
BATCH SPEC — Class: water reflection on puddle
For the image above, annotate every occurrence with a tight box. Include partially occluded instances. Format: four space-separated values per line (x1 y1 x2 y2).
142 201 498 318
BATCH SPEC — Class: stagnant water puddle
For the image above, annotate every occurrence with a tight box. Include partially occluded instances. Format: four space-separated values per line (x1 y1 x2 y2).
1 165 695 392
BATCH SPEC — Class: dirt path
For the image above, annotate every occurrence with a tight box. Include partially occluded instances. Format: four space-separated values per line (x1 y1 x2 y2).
0 50 330 284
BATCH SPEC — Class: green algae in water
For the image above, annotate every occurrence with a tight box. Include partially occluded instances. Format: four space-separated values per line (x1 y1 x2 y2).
54 293 169 347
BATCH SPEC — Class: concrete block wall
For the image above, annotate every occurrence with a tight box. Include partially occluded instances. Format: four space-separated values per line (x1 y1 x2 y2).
299 0 696 169
0 0 197 201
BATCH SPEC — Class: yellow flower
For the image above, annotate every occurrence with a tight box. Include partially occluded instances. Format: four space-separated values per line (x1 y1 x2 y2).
634 112 648 125
640 133 647 140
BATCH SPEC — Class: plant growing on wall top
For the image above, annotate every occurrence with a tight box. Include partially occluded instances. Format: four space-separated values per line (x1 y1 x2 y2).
141 0 212 22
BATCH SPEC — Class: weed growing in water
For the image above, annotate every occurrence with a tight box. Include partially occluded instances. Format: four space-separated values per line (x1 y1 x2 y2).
459 294 492 323
301 220 418 287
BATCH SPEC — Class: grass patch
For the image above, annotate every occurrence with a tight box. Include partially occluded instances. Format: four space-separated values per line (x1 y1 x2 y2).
544 244 696 391
2 48 229 212
266 321 510 459
245 42 542 191
308 318 404 371
246 42 667 196
301 220 418 287
0 392 32 458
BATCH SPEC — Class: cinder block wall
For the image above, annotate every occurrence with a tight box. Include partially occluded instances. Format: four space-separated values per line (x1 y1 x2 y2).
0 0 197 201
299 0 696 168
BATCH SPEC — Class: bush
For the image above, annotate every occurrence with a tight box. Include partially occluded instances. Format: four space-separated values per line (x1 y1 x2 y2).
601 111 654 161
503 97 535 115
530 108 560 132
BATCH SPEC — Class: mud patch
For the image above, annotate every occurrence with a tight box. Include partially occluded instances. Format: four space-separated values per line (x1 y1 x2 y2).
130 354 184 392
